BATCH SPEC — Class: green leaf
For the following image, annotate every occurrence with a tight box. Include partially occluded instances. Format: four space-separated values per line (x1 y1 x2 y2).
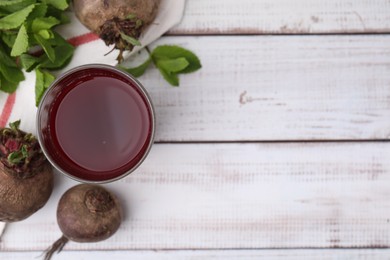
0 4 35 30
120 32 141 46
0 11 8 18
157 66 179 86
0 0 29 7
126 14 136 19
34 33 55 62
8 144 28 165
9 120 21 130
45 0 68 10
156 57 189 74
31 16 59 32
154 58 188 87
35 68 55 106
150 45 201 86
0 0 35 13
27 2 47 20
152 45 201 74
19 53 40 72
37 29 53 39
0 44 17 67
0 61 24 83
0 31 17 48
11 24 28 57
22 144 28 157
0 73 19 93
35 68 44 105
135 19 143 29
48 31 68 46
40 42 74 69
119 58 152 78
46 5 69 24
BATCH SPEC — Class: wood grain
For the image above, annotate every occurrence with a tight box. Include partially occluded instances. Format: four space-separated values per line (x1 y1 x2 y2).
170 0 390 35
2 249 390 260
1 142 390 250
136 36 390 141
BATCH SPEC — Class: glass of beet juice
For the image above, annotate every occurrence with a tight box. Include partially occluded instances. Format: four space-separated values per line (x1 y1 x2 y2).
37 64 155 183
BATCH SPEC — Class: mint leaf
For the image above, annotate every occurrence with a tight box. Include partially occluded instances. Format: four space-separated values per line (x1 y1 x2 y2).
11 24 28 57
157 66 179 86
0 0 29 6
0 11 8 18
0 73 19 93
154 58 189 87
35 68 55 106
0 44 18 67
28 3 47 20
154 57 189 87
156 57 189 73
0 4 34 30
0 61 24 83
34 33 55 62
37 29 53 39
20 53 40 72
49 31 68 46
152 45 201 74
119 58 152 78
0 0 35 13
45 0 68 10
46 6 69 24
120 32 141 46
0 31 17 48
150 45 201 86
31 16 59 32
40 42 74 69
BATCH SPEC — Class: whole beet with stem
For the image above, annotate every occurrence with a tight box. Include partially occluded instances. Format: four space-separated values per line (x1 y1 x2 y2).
44 184 122 260
73 0 161 62
0 120 53 222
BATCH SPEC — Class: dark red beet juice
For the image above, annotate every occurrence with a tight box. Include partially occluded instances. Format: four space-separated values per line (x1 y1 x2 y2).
37 65 155 183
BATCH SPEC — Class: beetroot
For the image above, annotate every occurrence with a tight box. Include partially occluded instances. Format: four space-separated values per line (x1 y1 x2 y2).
73 0 161 62
45 184 122 260
0 121 53 222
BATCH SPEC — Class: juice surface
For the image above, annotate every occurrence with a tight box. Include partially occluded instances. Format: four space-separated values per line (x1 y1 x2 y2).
45 68 153 181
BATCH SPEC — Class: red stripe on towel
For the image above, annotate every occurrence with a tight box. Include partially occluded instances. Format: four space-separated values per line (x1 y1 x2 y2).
67 32 100 47
0 93 16 127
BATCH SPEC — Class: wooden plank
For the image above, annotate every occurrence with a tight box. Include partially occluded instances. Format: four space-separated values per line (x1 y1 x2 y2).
9 36 390 141
1 142 390 250
2 249 390 260
171 0 390 34
139 36 390 141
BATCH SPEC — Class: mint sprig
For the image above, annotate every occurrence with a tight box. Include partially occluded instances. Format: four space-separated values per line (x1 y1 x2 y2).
120 45 202 86
0 0 73 106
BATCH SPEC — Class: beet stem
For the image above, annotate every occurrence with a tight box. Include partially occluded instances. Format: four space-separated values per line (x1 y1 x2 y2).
43 235 69 260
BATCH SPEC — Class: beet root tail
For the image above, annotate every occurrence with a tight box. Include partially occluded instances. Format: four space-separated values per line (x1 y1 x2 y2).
43 235 69 260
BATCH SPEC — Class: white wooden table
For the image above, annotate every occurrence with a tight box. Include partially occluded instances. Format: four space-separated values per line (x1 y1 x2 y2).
2 0 390 259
